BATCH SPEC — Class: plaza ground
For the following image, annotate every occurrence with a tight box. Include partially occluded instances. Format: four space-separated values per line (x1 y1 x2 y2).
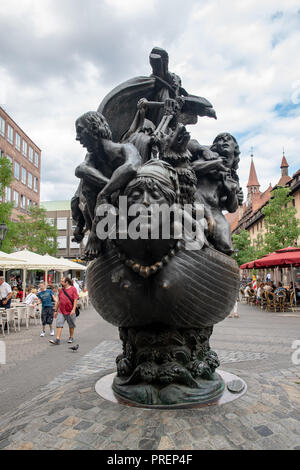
0 302 300 450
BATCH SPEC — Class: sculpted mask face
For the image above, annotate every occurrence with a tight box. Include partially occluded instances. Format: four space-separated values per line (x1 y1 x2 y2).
126 181 171 236
124 160 178 239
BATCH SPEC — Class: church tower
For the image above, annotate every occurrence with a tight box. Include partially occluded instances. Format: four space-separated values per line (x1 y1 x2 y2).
277 150 291 186
247 151 260 202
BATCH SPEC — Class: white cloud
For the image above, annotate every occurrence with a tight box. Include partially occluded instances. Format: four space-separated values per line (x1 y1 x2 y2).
0 0 299 204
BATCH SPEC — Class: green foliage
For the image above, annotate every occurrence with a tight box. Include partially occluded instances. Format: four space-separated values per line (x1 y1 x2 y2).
1 156 58 254
233 187 300 267
232 230 257 266
10 206 59 255
0 157 14 252
262 187 300 251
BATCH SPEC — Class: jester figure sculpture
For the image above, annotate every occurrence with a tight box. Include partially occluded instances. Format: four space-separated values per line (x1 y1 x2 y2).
72 48 242 406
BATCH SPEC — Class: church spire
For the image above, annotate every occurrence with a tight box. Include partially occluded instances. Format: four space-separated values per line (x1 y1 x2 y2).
278 149 291 186
247 151 260 201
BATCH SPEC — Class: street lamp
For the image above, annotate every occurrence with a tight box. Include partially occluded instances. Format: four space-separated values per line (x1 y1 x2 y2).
0 222 8 249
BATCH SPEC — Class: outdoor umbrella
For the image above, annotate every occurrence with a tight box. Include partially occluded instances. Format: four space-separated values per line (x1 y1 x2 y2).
10 250 70 291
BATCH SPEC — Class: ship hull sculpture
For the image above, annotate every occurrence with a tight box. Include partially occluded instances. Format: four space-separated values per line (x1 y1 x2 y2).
72 48 243 406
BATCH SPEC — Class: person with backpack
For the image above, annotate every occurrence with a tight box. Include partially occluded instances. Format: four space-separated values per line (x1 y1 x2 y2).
38 283 56 337
49 277 79 345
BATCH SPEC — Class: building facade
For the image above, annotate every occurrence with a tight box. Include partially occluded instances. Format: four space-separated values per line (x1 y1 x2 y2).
40 200 87 260
226 153 300 245
0 106 41 220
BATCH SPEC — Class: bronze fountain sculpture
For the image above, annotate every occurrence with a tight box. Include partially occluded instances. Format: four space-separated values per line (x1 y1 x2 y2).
72 48 244 406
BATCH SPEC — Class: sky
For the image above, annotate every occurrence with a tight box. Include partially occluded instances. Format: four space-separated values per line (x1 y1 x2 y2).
1 0 300 202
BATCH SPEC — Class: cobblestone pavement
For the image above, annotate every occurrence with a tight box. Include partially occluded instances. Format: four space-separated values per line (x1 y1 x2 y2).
0 302 300 450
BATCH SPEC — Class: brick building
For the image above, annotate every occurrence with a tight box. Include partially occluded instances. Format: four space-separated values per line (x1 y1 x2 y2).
0 106 41 220
40 200 87 260
226 153 300 245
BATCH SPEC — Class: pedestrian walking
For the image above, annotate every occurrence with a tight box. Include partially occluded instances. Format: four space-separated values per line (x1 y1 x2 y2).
0 276 12 309
228 301 239 318
37 283 55 337
50 277 78 346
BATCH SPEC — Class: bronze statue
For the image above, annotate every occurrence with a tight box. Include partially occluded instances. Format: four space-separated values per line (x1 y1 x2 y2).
192 132 243 254
72 111 141 258
73 48 242 406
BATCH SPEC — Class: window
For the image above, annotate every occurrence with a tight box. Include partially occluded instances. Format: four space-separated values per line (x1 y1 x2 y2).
57 236 67 249
57 218 67 230
7 124 13 144
70 237 79 249
13 190 19 208
21 167 27 184
28 172 32 189
29 146 33 162
6 155 12 165
14 161 20 180
34 152 39 168
0 117 5 137
47 218 55 226
15 133 21 151
33 177 38 192
21 195 26 210
5 187 11 202
22 140 27 157
27 199 32 210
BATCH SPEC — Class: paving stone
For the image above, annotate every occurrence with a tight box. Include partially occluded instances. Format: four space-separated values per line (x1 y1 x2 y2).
39 423 57 433
157 436 176 450
253 425 274 437
0 439 10 450
138 438 159 450
74 431 98 446
60 428 80 440
1 303 300 450
62 416 81 427
14 441 34 450
74 420 94 431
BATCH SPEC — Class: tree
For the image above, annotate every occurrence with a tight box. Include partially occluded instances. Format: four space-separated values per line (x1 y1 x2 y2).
0 157 16 252
232 229 257 266
10 206 58 255
262 187 300 252
1 158 59 254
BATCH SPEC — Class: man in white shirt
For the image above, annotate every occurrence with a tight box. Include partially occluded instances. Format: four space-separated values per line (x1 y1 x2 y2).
0 276 12 309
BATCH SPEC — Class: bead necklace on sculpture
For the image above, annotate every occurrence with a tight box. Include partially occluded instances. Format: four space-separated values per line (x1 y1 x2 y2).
72 47 246 406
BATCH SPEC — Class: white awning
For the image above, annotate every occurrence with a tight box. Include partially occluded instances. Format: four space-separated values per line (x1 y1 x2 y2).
9 250 67 271
43 254 86 272
0 251 29 269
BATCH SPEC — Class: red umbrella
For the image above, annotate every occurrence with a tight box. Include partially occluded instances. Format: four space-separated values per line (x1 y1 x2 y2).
239 247 300 269
254 248 300 268
239 252 276 269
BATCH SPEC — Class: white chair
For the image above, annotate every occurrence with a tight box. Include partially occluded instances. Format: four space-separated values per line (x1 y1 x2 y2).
0 309 6 336
27 305 41 326
1 308 17 334
15 307 29 331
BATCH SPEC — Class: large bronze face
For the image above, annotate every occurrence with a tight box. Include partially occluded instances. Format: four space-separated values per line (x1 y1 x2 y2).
126 181 172 237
